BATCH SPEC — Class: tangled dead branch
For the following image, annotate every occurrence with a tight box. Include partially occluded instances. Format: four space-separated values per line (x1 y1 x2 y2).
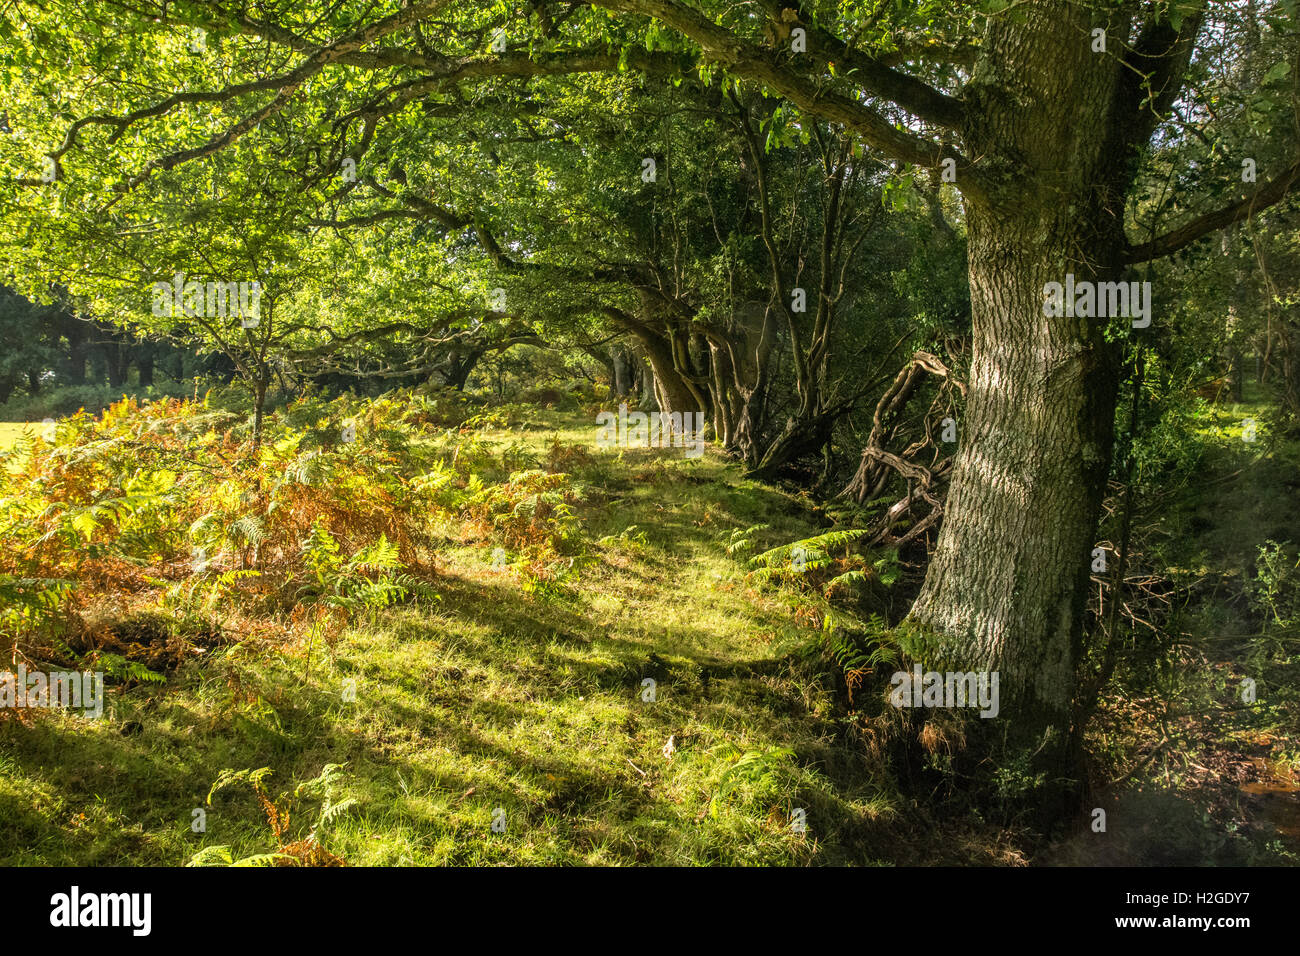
840 351 963 546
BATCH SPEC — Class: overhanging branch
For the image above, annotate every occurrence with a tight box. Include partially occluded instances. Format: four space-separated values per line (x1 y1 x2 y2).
1126 159 1300 264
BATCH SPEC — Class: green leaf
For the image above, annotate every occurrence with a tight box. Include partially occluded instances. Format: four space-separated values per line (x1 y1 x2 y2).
71 509 99 541
1262 61 1290 85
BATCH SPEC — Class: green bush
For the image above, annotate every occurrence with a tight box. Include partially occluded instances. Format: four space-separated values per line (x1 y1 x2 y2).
0 382 197 422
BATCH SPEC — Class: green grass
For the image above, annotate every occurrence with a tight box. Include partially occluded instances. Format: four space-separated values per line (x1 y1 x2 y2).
0 410 901 866
4 399 1295 867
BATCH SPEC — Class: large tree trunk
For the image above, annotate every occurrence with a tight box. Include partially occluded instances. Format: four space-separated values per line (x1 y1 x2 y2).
602 304 704 415
909 205 1120 738
646 353 697 415
905 3 1167 807
441 348 483 390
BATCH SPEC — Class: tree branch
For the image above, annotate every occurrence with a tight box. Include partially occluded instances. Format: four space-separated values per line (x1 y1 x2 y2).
586 0 983 196
1126 159 1300 264
752 0 965 128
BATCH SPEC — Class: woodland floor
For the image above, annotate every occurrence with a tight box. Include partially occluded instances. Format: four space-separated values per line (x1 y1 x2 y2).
0 400 1296 866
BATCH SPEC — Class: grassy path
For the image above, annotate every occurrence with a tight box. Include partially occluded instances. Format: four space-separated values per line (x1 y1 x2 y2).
0 415 897 865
